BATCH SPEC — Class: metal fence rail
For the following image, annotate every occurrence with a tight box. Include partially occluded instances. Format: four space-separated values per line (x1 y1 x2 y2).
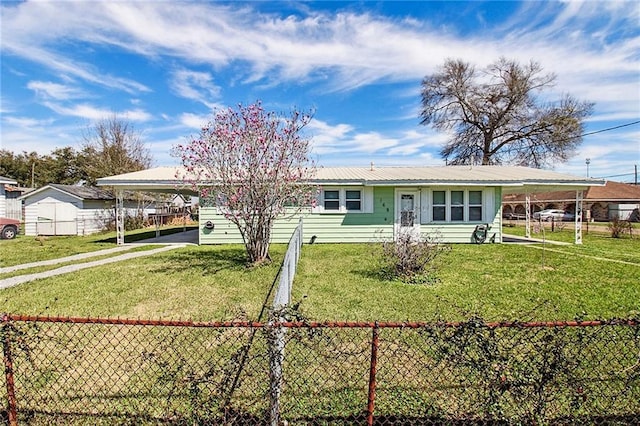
2 315 639 425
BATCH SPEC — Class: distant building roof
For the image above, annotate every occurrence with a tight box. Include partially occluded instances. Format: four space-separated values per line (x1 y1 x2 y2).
97 165 604 194
19 184 115 201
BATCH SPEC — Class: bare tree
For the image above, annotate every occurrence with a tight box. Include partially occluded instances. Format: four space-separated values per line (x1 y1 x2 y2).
420 58 593 167
174 101 315 265
80 115 153 185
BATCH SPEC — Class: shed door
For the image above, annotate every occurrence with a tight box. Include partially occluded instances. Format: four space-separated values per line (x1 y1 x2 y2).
37 202 78 235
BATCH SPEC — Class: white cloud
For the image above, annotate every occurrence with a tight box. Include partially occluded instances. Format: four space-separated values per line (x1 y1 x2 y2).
3 1 638 113
309 118 446 158
42 102 152 122
1 1 638 172
27 81 85 100
0 123 80 153
179 112 212 130
170 70 222 108
3 116 55 128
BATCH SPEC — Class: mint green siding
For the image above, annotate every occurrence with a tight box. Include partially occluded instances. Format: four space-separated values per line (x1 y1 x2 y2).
199 186 503 244
199 187 394 244
302 186 394 243
418 186 502 243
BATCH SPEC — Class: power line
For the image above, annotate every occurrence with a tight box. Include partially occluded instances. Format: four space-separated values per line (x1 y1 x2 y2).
581 120 640 138
594 172 634 179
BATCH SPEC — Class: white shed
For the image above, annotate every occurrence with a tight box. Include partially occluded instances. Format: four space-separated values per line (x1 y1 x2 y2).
19 184 117 236
0 175 18 219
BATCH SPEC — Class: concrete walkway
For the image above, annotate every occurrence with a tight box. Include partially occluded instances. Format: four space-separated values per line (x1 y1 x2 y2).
0 244 187 290
0 245 136 274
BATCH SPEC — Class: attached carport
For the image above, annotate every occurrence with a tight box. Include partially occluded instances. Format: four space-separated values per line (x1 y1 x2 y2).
97 167 198 245
501 183 599 244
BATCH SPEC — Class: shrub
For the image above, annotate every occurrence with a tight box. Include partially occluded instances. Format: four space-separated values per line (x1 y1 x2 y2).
99 209 148 232
607 217 633 238
377 229 450 284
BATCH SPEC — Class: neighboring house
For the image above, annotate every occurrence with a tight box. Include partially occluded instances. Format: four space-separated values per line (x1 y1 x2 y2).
0 175 18 219
97 165 604 244
19 184 153 236
503 180 640 222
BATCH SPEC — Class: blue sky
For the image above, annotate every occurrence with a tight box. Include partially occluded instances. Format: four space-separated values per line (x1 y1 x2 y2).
1 1 639 182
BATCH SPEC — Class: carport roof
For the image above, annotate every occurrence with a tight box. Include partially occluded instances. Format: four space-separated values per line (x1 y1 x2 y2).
96 167 198 194
97 165 604 193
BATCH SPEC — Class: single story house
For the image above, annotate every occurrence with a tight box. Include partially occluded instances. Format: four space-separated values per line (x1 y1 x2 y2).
19 184 156 236
503 180 640 222
0 175 19 219
97 165 604 245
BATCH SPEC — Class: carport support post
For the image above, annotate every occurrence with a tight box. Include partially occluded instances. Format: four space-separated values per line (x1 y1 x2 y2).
116 191 125 245
575 190 584 245
525 193 531 239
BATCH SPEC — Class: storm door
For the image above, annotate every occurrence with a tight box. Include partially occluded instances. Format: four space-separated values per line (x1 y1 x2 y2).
396 190 420 237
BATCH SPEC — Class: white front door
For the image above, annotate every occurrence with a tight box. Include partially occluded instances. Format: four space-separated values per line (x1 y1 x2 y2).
395 190 420 237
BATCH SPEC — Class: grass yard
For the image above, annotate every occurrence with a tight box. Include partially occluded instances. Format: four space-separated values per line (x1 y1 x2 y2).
1 242 286 321
0 225 198 267
292 236 640 322
1 227 638 322
2 230 639 423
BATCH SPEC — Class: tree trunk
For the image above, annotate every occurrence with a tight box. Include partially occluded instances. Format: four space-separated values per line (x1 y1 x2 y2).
245 224 272 264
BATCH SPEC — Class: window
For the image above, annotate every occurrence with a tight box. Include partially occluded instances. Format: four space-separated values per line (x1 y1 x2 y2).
429 189 484 222
323 190 340 211
432 191 446 221
450 191 464 221
345 190 362 211
468 190 483 221
317 188 369 213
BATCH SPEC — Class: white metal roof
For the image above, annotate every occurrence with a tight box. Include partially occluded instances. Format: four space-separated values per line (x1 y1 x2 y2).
0 175 18 185
97 165 604 194
96 167 199 194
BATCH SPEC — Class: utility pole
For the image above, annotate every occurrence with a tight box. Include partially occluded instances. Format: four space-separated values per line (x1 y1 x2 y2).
31 161 35 188
635 164 638 185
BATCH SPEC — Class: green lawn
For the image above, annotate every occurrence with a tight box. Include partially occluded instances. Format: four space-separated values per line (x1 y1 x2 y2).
1 244 285 321
293 238 640 322
1 230 638 322
0 225 198 267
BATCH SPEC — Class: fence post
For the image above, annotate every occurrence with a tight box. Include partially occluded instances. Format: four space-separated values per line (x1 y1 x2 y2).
268 320 285 426
2 314 18 426
366 322 380 426
267 218 304 425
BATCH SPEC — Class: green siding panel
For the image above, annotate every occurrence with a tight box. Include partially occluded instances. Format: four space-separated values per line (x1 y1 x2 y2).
199 186 503 244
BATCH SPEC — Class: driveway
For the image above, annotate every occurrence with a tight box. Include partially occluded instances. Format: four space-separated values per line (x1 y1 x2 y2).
0 229 200 290
136 229 199 244
0 244 187 290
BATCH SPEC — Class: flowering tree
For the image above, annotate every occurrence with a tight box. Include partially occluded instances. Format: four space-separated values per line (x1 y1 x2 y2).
174 102 315 264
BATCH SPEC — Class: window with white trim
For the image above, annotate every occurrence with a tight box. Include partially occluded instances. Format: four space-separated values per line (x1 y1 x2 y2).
450 190 464 222
429 189 484 222
317 188 370 213
468 190 483 221
323 190 340 211
345 190 362 211
432 190 446 221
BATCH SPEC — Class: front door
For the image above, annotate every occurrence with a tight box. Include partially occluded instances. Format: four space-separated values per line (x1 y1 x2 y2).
396 190 420 237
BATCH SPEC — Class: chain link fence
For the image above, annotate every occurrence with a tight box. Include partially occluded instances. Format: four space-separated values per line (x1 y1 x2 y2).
2 314 639 425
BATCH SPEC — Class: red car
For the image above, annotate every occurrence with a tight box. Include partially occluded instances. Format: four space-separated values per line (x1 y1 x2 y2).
0 217 20 239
